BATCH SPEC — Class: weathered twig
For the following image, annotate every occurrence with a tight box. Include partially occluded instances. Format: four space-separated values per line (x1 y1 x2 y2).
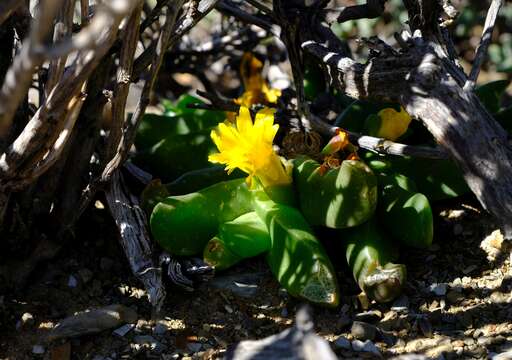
8 92 86 190
216 0 274 32
465 0 503 91
0 0 64 141
196 89 240 112
45 0 76 100
322 0 387 24
105 171 165 310
140 0 171 32
105 4 143 160
0 0 143 181
308 113 448 159
101 0 186 182
246 0 273 15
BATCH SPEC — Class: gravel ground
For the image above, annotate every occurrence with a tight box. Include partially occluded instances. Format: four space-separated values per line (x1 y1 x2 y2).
1 195 511 360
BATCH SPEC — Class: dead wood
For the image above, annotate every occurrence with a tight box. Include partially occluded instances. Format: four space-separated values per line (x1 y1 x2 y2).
105 171 165 310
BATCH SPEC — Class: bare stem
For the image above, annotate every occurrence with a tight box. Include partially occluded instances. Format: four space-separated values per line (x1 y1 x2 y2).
464 0 503 90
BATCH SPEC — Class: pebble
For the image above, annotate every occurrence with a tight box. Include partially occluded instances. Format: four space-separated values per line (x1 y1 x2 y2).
17 312 35 330
32 345 45 355
67 275 78 288
187 342 202 353
22 312 35 325
333 336 351 350
153 322 169 335
425 343 453 358
490 291 509 304
405 338 445 353
493 350 512 360
380 330 397 346
380 311 401 331
351 321 376 341
113 323 135 337
209 273 263 298
478 335 505 346
429 283 447 296
133 335 157 344
352 339 380 355
133 335 166 353
461 276 472 286
355 310 382 323
391 295 410 312
163 354 180 360
464 337 475 346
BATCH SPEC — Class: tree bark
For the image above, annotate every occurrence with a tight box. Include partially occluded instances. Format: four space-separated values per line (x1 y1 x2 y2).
302 33 512 237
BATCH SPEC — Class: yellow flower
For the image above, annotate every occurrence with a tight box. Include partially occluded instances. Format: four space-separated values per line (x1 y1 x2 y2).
235 53 281 108
373 107 412 141
209 106 291 187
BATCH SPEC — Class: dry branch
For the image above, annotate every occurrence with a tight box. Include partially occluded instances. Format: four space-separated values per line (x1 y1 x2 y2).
101 0 187 182
0 0 144 185
465 0 503 90
105 171 165 310
302 35 512 236
0 0 64 141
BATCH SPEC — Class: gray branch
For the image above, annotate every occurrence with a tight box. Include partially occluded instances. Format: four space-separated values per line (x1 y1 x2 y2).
465 0 503 90
105 171 165 310
302 38 512 236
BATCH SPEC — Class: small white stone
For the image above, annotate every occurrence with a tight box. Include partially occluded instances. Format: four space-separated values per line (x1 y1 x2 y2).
429 283 447 296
